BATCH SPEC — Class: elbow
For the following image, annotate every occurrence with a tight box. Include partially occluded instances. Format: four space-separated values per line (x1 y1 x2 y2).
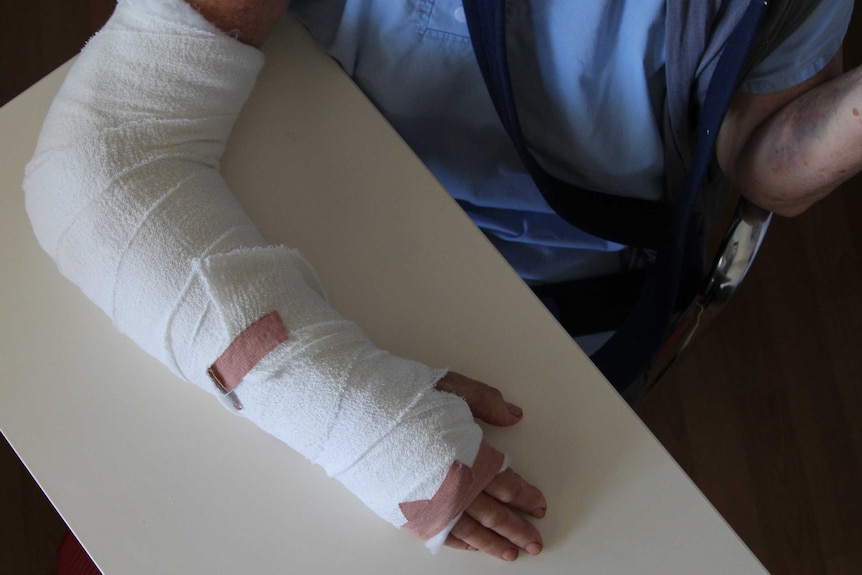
769 201 814 218
735 172 836 217
24 137 99 262
730 140 847 218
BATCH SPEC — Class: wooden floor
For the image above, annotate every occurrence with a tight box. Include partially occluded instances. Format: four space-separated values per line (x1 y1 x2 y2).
1 2 860 574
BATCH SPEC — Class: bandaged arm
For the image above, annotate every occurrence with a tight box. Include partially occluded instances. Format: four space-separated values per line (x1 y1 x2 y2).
23 0 503 549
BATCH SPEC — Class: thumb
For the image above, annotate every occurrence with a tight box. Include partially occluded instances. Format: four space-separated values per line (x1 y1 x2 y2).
436 372 524 427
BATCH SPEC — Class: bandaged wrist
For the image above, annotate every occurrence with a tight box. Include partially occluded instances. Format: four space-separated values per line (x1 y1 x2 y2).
23 0 499 549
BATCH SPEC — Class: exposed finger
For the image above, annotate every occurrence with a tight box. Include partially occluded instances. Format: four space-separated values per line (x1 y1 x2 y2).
466 492 543 555
450 512 521 561
435 372 523 427
444 535 478 551
485 468 548 518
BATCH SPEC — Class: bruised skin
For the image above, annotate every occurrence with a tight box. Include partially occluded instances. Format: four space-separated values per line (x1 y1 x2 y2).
719 51 862 217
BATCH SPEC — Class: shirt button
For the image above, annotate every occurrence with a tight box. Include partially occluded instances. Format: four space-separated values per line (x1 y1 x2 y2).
454 6 467 23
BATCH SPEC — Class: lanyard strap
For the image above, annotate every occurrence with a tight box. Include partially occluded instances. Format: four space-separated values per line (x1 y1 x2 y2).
461 1 673 250
462 0 768 390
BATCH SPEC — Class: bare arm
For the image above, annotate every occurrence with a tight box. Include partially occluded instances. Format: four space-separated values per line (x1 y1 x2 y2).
718 51 862 217
185 0 289 47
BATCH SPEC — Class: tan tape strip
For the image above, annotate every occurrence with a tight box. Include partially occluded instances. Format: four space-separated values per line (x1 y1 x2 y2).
399 440 505 540
207 310 288 393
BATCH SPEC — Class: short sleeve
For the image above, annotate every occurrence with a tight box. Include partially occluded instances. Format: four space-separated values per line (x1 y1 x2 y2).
740 0 854 94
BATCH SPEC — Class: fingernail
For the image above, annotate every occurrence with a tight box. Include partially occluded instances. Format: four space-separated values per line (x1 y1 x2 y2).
506 402 523 418
532 507 546 519
526 542 543 555
466 545 479 551
502 548 518 561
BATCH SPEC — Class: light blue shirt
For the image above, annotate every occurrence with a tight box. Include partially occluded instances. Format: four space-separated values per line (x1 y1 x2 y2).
290 0 853 283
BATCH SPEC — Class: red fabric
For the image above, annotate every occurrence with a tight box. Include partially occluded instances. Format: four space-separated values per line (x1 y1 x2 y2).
57 530 102 575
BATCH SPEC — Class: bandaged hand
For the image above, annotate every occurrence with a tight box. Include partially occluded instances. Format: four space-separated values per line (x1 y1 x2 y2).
435 373 546 560
23 0 544 557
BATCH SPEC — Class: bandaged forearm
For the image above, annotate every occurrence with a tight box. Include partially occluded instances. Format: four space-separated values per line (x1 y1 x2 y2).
24 0 500 549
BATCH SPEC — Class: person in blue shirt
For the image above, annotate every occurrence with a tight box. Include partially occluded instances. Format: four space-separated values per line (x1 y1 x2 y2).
291 0 853 280
289 0 855 355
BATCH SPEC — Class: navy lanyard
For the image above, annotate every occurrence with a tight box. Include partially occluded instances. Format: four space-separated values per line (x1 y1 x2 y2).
461 0 768 390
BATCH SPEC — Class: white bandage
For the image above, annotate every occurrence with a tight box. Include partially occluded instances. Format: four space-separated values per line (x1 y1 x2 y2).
24 0 501 548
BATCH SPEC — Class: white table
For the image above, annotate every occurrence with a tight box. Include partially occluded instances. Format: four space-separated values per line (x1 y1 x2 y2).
0 17 768 574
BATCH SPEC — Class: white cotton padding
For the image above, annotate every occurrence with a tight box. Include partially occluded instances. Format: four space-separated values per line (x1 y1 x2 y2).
123 0 223 34
23 0 490 543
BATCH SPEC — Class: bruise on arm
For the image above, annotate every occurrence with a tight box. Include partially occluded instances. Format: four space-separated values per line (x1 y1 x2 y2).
716 50 856 216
